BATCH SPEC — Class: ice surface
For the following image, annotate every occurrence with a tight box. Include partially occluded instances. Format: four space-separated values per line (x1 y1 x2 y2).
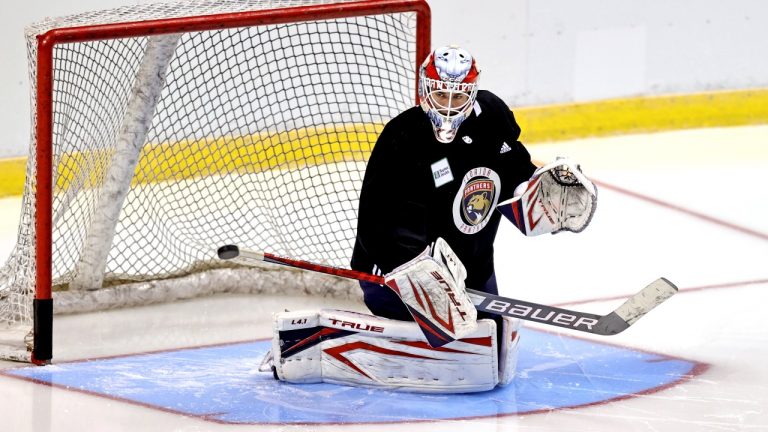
0 126 767 431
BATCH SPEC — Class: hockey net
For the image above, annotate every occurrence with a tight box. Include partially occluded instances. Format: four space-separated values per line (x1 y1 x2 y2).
0 0 429 362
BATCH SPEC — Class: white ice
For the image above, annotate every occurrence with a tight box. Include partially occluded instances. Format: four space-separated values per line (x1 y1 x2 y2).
1 125 766 431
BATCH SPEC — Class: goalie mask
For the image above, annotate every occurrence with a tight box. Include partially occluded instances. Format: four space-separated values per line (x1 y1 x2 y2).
419 46 480 143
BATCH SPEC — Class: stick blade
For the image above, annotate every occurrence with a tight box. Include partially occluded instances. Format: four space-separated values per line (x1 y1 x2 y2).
594 277 678 335
616 277 677 326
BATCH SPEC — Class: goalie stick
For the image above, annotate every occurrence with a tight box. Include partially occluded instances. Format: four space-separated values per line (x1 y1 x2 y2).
217 245 677 336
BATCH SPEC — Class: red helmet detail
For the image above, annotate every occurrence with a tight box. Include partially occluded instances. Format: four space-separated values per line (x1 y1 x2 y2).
418 46 481 143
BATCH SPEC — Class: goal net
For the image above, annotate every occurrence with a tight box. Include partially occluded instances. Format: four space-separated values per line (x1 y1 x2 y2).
0 0 429 363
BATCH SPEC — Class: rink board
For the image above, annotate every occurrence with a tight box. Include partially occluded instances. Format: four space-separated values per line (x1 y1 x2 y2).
3 328 701 425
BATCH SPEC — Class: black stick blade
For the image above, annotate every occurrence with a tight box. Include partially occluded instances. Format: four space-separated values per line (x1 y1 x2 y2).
217 244 240 260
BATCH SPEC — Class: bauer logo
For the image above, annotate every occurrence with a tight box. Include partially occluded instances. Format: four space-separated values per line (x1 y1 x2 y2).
431 158 453 188
478 296 599 330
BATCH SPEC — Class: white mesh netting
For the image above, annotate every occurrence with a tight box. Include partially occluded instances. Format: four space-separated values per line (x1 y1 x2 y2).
0 0 420 360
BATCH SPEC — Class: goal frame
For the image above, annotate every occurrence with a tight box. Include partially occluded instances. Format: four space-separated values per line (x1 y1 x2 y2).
30 0 431 364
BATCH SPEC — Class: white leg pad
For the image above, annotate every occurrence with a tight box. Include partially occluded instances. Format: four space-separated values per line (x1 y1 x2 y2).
498 316 522 386
268 309 499 393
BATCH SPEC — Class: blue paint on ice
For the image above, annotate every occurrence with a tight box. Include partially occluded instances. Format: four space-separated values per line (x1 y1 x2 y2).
5 328 698 424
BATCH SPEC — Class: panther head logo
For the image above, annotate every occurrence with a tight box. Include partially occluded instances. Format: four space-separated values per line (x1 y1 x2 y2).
464 191 491 224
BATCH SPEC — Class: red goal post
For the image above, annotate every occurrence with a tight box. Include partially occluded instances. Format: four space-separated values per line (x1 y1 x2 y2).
6 0 431 364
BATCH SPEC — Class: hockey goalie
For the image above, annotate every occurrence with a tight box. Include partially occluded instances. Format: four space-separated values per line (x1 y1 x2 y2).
259 45 597 393
260 239 522 393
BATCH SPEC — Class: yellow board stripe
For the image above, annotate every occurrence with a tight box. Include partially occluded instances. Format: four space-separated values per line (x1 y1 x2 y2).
515 88 768 143
1 88 767 198
0 157 28 198
53 123 382 190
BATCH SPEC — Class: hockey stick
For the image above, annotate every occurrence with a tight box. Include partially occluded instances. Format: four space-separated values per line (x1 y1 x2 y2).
217 245 677 336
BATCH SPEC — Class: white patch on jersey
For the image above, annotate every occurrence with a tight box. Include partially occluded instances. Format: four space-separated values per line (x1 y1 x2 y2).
462 136 473 144
473 101 482 116
431 158 454 188
500 142 512 154
452 167 501 235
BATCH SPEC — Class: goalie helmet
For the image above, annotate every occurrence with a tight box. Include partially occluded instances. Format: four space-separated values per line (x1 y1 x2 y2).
419 45 480 143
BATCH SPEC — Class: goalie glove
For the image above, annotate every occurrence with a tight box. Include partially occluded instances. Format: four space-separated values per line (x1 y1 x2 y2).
384 238 478 348
497 158 597 236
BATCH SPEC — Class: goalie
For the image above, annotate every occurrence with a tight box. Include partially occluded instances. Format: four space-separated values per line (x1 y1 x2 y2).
261 46 597 393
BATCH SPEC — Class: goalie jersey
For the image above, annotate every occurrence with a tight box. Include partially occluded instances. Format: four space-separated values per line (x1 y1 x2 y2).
351 90 537 294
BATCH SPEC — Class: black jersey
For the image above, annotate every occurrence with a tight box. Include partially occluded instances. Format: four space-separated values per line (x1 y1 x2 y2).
350 90 537 291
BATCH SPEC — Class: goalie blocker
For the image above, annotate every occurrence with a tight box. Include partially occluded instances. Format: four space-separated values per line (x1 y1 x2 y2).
260 309 521 393
384 237 478 348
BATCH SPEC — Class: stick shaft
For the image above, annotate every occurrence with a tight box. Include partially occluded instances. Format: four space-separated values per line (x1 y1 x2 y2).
243 249 385 284
222 245 676 336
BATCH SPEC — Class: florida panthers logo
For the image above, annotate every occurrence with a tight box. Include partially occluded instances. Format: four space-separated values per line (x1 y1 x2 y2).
453 168 501 234
464 187 491 224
